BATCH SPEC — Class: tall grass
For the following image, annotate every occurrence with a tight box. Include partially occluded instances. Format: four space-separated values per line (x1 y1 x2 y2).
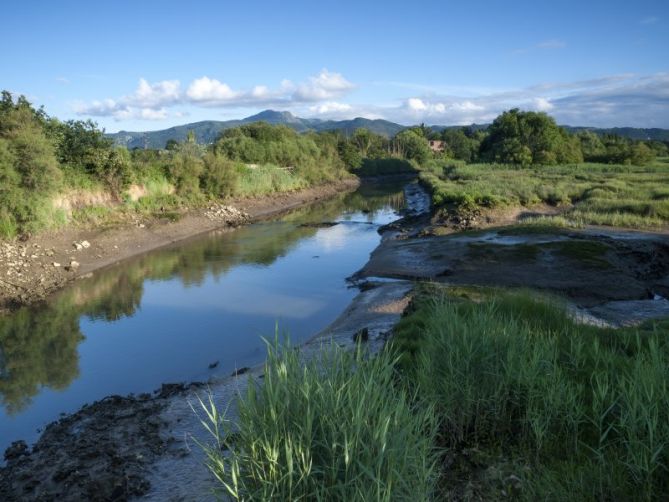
420 161 669 229
199 340 438 501
198 286 669 500
235 164 307 197
392 288 669 500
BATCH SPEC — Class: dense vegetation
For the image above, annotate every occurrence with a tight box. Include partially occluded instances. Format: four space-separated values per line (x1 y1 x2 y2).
420 160 669 228
0 92 349 239
2 90 666 239
202 286 669 500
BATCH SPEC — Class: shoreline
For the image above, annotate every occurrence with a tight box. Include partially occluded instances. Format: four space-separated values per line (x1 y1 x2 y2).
0 177 360 313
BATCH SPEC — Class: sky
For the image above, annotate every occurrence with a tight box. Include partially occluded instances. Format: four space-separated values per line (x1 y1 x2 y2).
2 0 668 132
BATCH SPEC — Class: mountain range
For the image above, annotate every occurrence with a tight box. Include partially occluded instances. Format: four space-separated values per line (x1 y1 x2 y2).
107 110 669 150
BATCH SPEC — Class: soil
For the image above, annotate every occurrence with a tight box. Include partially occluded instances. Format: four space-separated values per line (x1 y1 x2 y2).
358 228 669 307
0 178 360 313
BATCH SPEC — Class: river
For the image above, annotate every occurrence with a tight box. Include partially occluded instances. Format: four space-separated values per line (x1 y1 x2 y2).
0 180 409 453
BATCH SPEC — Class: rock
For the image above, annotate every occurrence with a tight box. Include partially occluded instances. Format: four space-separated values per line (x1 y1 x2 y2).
52 262 61 267
231 367 250 377
81 240 91 249
73 242 83 251
208 361 219 369
65 260 80 272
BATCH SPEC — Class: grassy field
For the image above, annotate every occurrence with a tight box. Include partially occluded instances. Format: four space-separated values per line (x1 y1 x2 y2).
420 158 669 229
202 286 669 500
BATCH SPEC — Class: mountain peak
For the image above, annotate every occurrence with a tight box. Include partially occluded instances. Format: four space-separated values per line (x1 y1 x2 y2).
244 110 299 123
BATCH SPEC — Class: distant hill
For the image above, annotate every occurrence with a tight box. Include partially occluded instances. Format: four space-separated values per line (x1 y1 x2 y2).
563 126 669 142
107 110 669 149
107 110 404 149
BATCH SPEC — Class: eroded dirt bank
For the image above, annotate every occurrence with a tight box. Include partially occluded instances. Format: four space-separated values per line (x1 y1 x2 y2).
0 178 360 313
0 282 412 501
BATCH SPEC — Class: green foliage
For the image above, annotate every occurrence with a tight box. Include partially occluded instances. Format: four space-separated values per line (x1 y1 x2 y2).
420 161 669 229
391 129 431 163
336 139 362 169
440 127 482 162
355 158 418 176
0 94 63 236
168 141 205 200
480 109 583 165
200 152 240 198
392 288 669 499
199 341 438 501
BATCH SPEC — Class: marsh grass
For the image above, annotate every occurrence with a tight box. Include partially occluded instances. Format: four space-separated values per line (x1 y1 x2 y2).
199 340 438 501
420 161 669 229
392 287 669 500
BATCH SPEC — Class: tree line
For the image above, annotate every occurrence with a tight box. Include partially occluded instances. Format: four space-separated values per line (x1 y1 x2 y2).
1 90 665 238
337 108 667 168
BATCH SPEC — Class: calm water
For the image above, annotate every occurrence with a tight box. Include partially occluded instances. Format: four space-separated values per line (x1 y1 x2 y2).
0 182 407 452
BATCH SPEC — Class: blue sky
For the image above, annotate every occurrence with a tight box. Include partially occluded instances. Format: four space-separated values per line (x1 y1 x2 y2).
2 0 668 131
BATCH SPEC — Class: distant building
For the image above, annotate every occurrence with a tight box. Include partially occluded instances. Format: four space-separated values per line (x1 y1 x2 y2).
428 140 445 152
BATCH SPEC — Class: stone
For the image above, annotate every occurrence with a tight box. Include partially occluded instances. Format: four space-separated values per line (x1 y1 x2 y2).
81 240 91 249
52 262 61 267
65 260 80 272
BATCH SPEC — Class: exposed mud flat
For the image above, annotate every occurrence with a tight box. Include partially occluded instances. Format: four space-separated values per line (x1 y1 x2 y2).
359 228 669 308
0 282 413 501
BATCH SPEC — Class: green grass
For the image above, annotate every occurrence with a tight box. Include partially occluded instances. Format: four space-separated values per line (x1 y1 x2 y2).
200 285 669 500
420 160 669 229
391 286 669 500
235 164 307 197
198 340 438 501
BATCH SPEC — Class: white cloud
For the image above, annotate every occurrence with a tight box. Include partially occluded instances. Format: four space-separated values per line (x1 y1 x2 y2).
55 76 70 84
75 71 669 128
132 78 181 107
75 78 181 120
640 16 658 25
251 85 270 98
76 70 356 120
532 97 554 111
407 98 427 111
293 69 355 101
309 101 352 114
186 77 238 103
383 73 669 127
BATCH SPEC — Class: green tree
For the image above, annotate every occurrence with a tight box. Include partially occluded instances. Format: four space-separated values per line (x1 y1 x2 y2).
630 142 655 166
480 109 583 166
392 130 431 164
337 139 362 169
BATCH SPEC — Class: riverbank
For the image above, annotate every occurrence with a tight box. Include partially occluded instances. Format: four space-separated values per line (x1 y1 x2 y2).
0 177 360 313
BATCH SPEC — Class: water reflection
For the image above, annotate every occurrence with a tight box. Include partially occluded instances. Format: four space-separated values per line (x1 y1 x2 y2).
0 182 405 424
